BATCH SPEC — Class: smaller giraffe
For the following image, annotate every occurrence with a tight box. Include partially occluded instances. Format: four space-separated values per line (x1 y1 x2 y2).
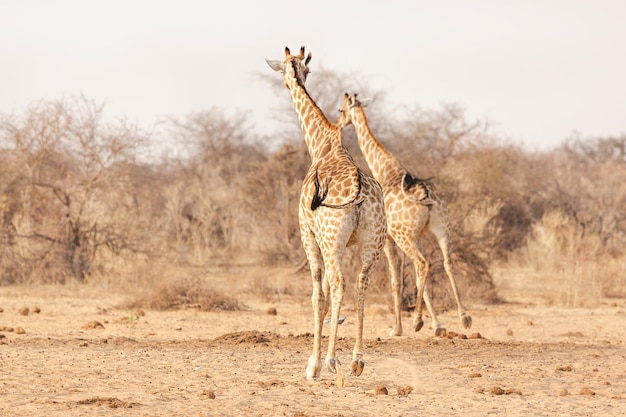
336 93 472 336
266 48 387 381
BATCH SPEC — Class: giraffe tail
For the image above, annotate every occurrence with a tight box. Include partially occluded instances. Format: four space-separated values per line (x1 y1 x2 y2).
311 169 365 210
311 172 328 211
401 173 437 207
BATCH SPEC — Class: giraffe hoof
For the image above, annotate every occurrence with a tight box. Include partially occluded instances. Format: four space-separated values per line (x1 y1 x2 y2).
351 359 365 376
323 316 346 325
461 314 472 329
435 327 447 337
413 319 424 332
325 357 339 374
389 327 403 337
306 356 322 381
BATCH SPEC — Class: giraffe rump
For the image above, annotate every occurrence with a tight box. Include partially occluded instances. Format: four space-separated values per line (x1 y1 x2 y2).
311 168 365 210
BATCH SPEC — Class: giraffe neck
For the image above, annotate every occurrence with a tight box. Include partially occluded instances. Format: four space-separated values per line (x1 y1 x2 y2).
351 106 399 181
286 78 335 162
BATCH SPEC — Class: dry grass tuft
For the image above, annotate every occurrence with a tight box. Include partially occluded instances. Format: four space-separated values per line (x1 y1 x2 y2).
375 384 388 395
75 397 138 408
136 279 244 312
81 321 104 330
498 208 626 307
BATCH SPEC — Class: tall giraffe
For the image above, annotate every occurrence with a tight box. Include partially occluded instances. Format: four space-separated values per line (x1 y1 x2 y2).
336 93 472 336
265 48 387 381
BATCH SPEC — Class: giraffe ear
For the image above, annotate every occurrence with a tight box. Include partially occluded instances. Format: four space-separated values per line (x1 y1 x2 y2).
265 58 284 72
305 52 312 66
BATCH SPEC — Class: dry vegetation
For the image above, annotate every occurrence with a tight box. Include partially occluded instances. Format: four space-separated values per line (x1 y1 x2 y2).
1 71 624 310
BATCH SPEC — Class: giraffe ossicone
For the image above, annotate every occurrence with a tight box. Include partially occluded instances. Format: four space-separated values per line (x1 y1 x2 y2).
337 93 472 337
266 48 387 382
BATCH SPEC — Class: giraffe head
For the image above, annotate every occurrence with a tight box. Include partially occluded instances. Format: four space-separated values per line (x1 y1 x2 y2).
266 46 312 90
336 93 371 129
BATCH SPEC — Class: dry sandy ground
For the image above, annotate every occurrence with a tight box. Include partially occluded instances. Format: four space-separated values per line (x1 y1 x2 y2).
1 280 625 417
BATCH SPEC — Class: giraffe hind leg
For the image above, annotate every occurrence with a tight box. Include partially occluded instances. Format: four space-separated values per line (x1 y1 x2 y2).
351 263 373 376
323 264 345 376
306 268 325 381
430 220 472 330
422 284 446 336
410 250 445 336
350 223 385 376
384 237 404 336
321 230 351 377
302 227 325 381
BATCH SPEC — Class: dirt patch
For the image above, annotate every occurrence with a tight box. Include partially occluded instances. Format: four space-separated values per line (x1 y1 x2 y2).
0 287 625 417
73 397 139 408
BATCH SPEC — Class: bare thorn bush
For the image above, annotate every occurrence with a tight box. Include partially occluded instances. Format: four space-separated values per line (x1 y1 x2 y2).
2 86 623 309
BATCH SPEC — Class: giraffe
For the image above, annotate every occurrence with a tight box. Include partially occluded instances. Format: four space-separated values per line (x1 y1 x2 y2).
336 93 472 337
265 48 387 381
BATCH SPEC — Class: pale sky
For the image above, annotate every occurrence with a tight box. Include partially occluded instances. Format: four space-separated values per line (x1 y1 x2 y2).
1 0 625 152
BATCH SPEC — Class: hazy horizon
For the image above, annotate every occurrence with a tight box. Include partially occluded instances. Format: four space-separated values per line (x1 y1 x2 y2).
2 0 625 152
